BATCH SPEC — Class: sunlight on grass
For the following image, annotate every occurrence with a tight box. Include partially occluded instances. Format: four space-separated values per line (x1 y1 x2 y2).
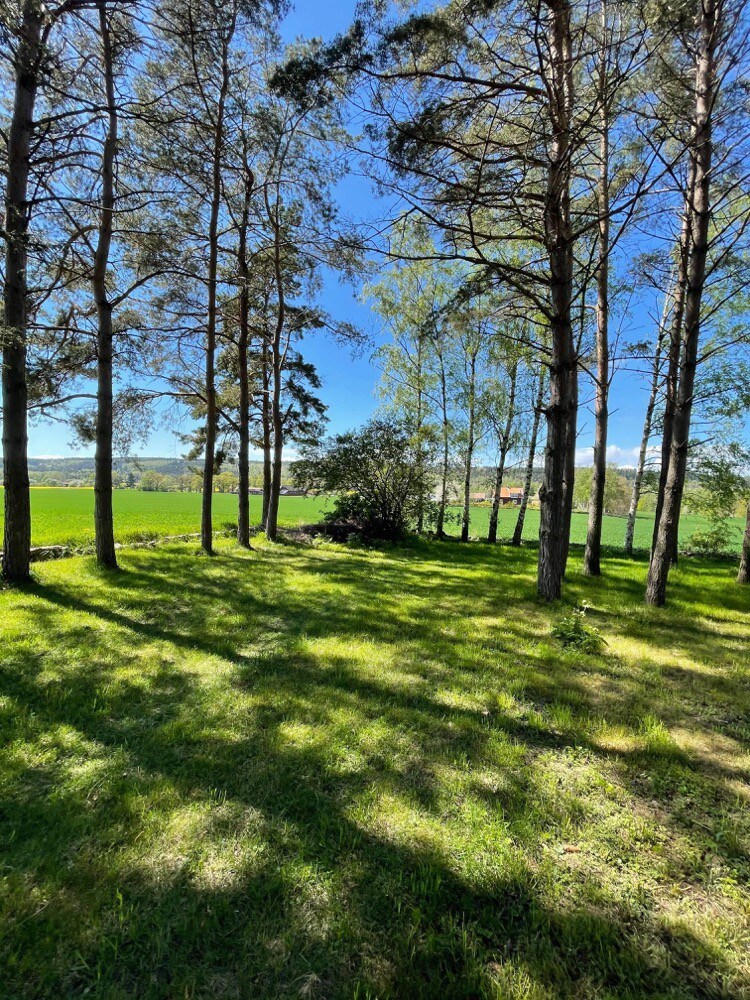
1 538 748 998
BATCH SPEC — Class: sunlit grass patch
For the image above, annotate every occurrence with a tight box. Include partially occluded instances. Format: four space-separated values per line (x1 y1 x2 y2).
1 537 748 999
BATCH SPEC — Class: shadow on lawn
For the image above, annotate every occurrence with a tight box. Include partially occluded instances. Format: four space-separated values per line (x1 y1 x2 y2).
1 540 748 999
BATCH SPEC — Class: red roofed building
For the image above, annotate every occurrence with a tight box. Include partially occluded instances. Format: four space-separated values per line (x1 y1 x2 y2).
497 486 524 505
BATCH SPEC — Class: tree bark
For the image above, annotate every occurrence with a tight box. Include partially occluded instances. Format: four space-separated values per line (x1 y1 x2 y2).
651 170 694 566
236 164 254 548
737 506 750 584
265 378 283 541
200 33 232 555
646 0 717 607
415 333 426 534
624 290 669 555
261 341 272 528
538 0 577 600
2 1 44 584
487 360 518 543
264 184 287 543
435 346 450 538
93 1 118 570
583 5 610 577
512 367 545 547
460 351 477 543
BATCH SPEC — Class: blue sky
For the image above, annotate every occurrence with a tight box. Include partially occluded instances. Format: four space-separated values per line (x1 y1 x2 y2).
27 0 661 466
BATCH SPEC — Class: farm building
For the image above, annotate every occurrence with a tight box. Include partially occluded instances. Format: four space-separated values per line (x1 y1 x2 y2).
469 488 524 505
498 486 524 505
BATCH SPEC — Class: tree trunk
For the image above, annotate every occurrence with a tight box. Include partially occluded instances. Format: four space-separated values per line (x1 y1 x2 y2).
93 1 118 570
460 353 477 543
583 10 610 577
646 0 717 607
435 350 450 538
265 366 283 541
460 436 473 543
512 367 545 547
200 37 231 555
2 1 43 584
415 334 425 534
651 170 694 566
236 352 250 547
261 340 271 528
487 360 518 543
538 0 577 600
264 183 287 543
737 506 750 584
416 501 424 535
624 290 669 555
236 165 253 548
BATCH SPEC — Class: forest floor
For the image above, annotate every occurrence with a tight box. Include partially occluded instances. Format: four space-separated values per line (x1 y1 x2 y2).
1 537 749 999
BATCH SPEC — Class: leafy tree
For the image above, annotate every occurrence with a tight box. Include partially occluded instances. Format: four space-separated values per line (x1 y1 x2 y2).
738 507 750 584
1 0 99 580
685 444 750 554
646 0 750 605
368 223 450 534
140 470 167 492
573 465 630 517
291 417 433 540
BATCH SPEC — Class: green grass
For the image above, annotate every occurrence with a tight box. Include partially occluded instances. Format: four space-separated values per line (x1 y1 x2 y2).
1 487 746 553
1 538 749 999
454 504 747 552
2 489 332 548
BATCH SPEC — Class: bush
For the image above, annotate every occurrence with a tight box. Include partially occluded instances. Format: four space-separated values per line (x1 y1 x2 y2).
688 524 733 555
291 417 434 540
551 604 605 653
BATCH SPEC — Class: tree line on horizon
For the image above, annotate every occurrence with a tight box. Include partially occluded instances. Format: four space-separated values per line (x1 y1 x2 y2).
2 0 750 602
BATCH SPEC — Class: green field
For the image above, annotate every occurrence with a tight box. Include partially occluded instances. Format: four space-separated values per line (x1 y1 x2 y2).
2 489 333 548
455 502 747 553
0 487 746 552
1 539 748 998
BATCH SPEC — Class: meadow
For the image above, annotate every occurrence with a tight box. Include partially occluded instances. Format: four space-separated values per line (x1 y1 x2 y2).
1 538 748 998
1 487 746 553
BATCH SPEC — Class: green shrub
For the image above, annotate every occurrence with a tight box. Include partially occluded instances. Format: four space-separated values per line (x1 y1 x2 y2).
292 417 434 540
688 524 733 555
551 603 605 653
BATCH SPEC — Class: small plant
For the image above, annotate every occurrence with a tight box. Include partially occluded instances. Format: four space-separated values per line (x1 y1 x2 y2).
551 602 605 653
688 524 733 555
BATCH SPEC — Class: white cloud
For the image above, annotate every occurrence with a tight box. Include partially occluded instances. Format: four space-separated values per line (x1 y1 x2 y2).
247 447 300 462
574 444 661 468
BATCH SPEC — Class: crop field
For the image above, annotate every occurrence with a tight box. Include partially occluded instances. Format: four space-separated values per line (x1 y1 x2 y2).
0 489 332 548
454 503 747 553
0 487 745 553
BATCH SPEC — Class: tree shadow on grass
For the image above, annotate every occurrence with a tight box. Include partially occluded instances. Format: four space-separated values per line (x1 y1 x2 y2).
1 541 748 998
2 649 740 1000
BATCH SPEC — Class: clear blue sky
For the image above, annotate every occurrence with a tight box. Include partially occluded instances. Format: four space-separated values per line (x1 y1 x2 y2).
26 0 664 466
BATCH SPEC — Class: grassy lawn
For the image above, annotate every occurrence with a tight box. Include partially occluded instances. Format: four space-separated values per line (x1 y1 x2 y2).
1 538 748 999
1 487 746 553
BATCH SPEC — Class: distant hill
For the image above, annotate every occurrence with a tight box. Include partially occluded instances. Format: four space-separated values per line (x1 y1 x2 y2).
28 457 288 488
27 457 638 491
30 456 196 477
